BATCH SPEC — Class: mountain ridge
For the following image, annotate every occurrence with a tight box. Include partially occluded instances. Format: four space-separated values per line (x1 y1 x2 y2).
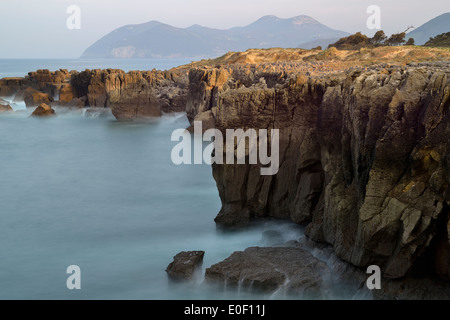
407 12 450 45
81 15 350 59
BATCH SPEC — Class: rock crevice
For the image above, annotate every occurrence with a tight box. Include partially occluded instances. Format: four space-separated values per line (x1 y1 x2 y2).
186 62 450 280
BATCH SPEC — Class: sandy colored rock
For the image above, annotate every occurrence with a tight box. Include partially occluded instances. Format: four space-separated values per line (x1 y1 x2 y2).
23 87 53 107
31 103 55 117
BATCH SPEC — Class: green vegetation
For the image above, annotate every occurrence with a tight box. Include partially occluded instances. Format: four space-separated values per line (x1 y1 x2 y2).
328 30 412 49
424 32 450 47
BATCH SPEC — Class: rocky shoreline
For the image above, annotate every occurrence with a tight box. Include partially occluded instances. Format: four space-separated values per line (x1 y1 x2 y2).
0 67 190 119
1 47 449 299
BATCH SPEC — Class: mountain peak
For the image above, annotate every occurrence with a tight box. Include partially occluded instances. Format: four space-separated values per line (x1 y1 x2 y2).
82 14 349 59
407 12 450 45
290 15 319 24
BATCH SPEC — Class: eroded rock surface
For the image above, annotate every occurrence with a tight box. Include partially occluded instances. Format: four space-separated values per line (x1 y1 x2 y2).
205 246 331 298
31 103 55 117
186 62 450 280
166 251 205 281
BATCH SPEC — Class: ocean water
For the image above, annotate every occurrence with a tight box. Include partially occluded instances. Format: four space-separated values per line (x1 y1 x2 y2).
0 60 368 300
0 58 193 78
0 59 305 300
0 106 306 300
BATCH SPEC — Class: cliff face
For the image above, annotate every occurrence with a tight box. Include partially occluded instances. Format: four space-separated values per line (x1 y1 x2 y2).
186 62 450 279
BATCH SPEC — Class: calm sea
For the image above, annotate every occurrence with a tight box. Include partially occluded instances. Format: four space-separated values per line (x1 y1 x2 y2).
0 59 306 299
0 58 193 78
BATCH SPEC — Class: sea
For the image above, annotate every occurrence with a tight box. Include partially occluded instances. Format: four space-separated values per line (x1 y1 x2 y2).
0 59 309 300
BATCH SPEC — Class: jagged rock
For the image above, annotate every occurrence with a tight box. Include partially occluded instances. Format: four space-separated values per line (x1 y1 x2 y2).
58 84 76 104
0 77 27 97
31 103 55 117
23 87 53 107
0 105 13 113
186 63 450 280
166 251 205 280
0 98 13 113
205 246 330 298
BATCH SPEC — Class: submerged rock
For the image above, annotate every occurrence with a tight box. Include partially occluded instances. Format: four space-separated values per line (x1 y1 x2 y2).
166 251 205 281
0 99 13 113
205 246 331 298
31 103 55 117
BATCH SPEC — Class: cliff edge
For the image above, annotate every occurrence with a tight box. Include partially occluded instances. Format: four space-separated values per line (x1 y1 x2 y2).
184 47 450 282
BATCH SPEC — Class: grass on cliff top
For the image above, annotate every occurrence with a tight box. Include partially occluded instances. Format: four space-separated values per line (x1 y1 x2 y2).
177 46 450 70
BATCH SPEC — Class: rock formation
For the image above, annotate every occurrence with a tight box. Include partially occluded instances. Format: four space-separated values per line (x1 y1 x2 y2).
0 68 189 118
23 87 54 107
0 98 13 113
205 246 331 298
185 61 450 282
31 103 56 117
166 251 205 281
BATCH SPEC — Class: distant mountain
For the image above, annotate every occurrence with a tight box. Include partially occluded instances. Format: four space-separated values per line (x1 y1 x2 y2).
81 15 349 59
297 37 343 49
407 12 450 45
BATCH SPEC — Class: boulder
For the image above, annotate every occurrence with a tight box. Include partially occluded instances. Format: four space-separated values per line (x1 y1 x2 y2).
31 103 55 117
58 84 76 104
23 87 53 107
166 251 205 281
0 98 13 113
205 246 330 298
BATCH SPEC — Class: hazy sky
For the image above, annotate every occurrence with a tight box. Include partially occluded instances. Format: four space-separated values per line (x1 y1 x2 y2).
0 0 448 58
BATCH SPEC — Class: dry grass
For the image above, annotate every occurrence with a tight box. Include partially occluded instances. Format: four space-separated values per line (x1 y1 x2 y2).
175 46 450 72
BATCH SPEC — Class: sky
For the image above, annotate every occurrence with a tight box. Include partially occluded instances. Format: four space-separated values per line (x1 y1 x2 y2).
0 0 448 58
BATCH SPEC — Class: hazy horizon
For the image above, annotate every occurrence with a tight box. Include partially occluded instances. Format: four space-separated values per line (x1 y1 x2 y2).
0 0 449 59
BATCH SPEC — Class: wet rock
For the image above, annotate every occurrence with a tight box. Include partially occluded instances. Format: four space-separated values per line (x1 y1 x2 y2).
23 87 53 107
166 251 205 281
58 84 76 104
187 64 450 280
31 103 55 117
0 98 13 113
205 246 330 298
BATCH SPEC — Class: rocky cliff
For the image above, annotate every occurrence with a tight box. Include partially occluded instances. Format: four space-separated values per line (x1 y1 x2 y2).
0 68 189 118
185 60 450 281
70 68 189 119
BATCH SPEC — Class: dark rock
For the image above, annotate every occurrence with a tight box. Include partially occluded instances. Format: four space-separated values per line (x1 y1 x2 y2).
187 64 450 280
166 251 205 281
205 246 330 298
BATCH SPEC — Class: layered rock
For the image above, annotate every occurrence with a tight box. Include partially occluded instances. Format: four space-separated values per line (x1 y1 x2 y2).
1 68 189 118
68 68 189 120
185 62 450 281
0 77 27 97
